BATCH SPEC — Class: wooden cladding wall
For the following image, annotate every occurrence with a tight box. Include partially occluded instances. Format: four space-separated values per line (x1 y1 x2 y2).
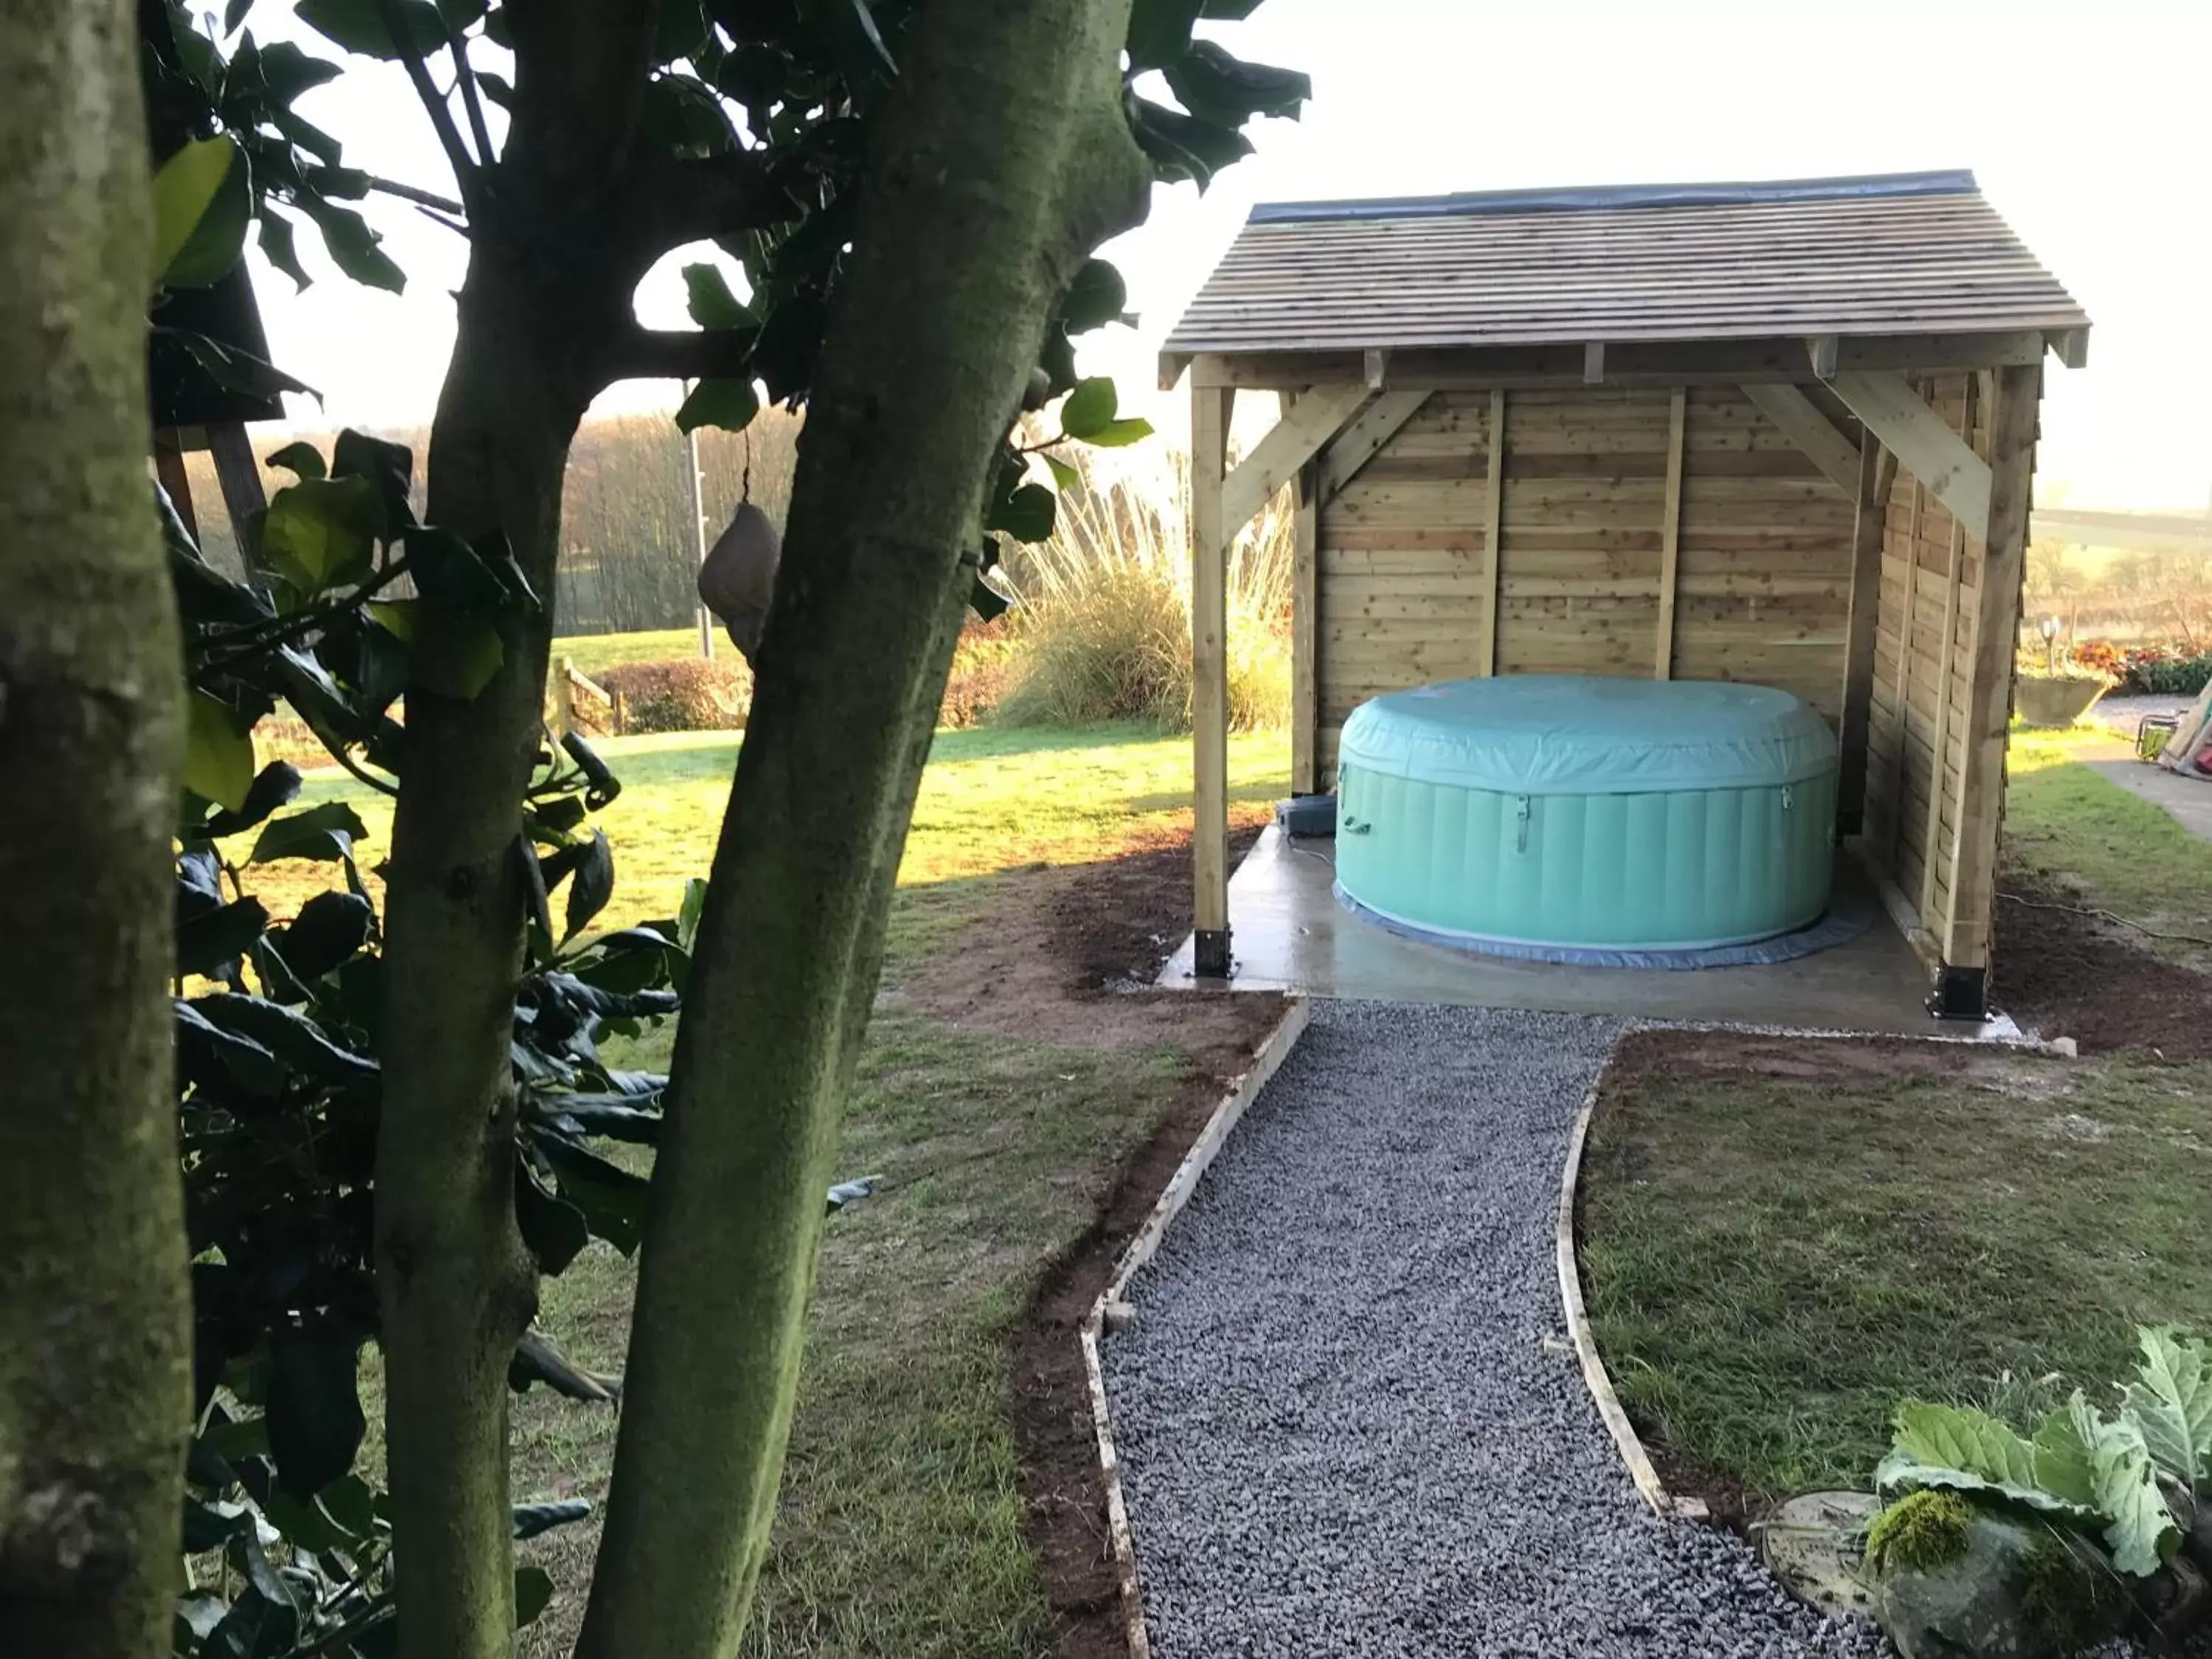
1310 386 1857 781
1862 373 1989 947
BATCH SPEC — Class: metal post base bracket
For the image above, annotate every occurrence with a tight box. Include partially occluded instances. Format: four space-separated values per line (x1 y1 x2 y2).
1927 964 1989 1022
1194 928 1234 979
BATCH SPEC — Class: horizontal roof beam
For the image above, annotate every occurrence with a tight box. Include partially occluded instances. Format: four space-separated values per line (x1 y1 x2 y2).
1169 330 2047 392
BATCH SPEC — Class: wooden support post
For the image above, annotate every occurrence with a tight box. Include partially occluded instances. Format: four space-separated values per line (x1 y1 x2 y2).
1363 347 1389 389
1654 387 1686 679
1191 383 1234 978
1290 459 1320 796
550 655 577 738
1919 516 1965 919
207 422 271 582
1221 383 1368 531
1938 362 2039 1016
1318 390 1429 501
1888 478 1924 865
1836 436 1888 833
1480 389 1506 677
153 428 197 538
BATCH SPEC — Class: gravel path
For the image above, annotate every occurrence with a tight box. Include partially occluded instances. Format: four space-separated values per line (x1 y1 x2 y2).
1102 1002 1889 1658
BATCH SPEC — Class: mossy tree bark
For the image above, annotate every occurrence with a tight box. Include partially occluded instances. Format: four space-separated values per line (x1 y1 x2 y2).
371 8 787 1656
574 3 1151 1654
0 3 193 1655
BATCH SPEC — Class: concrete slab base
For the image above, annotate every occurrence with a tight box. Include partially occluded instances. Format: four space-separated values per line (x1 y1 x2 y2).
1161 825 2020 1040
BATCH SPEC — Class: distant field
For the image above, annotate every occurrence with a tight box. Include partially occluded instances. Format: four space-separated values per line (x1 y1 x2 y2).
552 627 710 675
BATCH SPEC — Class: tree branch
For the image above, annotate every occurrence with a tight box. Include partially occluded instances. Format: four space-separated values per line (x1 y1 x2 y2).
364 174 465 218
621 153 797 260
445 26 496 176
597 324 760 386
375 0 479 207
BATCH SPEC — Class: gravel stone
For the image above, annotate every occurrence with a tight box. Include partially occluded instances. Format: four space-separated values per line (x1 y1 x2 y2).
1102 1001 1893 1658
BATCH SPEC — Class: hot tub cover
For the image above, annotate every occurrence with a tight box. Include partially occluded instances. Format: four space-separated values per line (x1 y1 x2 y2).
1337 675 1836 796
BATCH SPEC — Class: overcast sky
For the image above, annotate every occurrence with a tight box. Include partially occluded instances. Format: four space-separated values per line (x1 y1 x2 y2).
248 0 2210 512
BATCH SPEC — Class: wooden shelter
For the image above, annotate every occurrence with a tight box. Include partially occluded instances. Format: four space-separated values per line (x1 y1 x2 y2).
1164 171 2088 1020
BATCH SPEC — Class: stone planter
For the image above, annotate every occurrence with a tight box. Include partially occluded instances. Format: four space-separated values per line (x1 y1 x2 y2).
2015 675 2107 727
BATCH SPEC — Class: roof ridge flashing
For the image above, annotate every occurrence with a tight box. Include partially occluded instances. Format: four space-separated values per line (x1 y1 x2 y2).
1248 170 1980 226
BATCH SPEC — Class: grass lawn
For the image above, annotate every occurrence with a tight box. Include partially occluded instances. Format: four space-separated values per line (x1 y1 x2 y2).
2003 724 2212 956
551 627 709 675
1579 1037 2212 1503
1579 724 2212 1511
267 717 1289 1657
234 721 1290 939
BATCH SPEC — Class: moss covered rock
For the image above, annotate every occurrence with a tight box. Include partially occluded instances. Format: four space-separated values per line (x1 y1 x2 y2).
1868 1494 2125 1659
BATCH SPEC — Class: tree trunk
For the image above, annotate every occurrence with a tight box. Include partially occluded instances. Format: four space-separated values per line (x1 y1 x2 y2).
374 257 595 1659
574 3 1151 1655
0 4 193 1655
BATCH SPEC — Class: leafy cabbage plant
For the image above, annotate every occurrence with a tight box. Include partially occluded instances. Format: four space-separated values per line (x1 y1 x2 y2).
1877 1328 2211 1578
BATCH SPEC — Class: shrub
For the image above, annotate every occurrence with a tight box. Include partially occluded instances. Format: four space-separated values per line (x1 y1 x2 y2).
940 622 1017 729
995 450 1290 731
2128 651 2212 698
599 657 753 732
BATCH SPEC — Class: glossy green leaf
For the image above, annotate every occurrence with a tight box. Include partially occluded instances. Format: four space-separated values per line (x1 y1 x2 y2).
266 1326 365 1499
676 877 708 955
371 599 507 699
178 897 272 979
260 476 381 591
204 759 305 837
1130 98 1253 189
1061 258 1130 333
299 196 406 293
989 482 1057 544
653 0 708 63
514 1566 555 1628
968 573 1009 622
251 801 372 864
253 39 347 105
257 205 311 290
675 377 760 434
1082 417 1154 448
436 0 487 27
1126 0 1205 69
681 262 754 330
273 891 375 979
264 441 325 481
1164 40 1312 126
160 326 322 403
512 1500 593 1541
185 692 257 811
223 0 256 32
296 0 447 59
152 136 248 289
560 830 615 941
1059 376 1118 439
516 1167 590 1273
1043 453 1081 493
332 428 417 532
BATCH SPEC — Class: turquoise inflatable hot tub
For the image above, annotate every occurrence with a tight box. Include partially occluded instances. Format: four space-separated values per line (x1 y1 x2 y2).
1334 676 1838 953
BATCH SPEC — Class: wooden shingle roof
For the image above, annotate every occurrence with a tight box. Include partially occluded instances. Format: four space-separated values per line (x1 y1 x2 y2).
1164 171 2089 358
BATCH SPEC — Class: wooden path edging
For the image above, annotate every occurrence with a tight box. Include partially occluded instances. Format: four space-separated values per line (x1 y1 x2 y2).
1081 996 1313 1659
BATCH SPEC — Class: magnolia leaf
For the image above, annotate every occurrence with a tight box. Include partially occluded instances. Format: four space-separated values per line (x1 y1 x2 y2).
299 195 406 293
185 693 257 811
1164 40 1312 127
264 441 326 481
1059 376 1118 440
1043 453 1081 494
251 801 372 864
989 482 1056 544
1062 258 1130 334
1082 417 1154 448
514 1565 554 1629
681 262 753 331
373 599 507 700
562 830 614 942
512 1500 593 1542
152 136 246 289
296 0 446 59
261 476 381 591
968 573 1009 622
675 377 759 434
676 877 708 955
265 1326 365 1499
